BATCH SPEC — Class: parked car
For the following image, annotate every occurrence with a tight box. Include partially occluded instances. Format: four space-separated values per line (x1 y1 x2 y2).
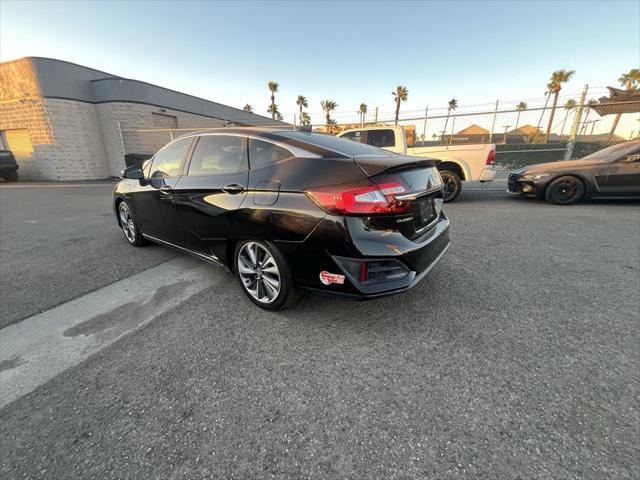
337 126 496 202
508 141 640 205
114 127 450 310
0 150 19 182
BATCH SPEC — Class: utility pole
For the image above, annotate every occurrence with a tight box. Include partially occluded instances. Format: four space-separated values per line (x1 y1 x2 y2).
565 84 589 160
422 106 428 143
502 125 512 144
293 113 296 127
449 115 456 144
488 99 499 143
374 107 378 124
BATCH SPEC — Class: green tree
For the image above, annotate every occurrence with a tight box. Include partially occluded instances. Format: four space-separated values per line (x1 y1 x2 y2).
544 69 575 143
242 104 253 113
392 86 408 125
515 101 527 131
359 103 368 126
268 81 279 119
320 100 337 132
610 68 640 138
300 111 311 126
296 95 308 125
559 99 576 137
442 98 457 142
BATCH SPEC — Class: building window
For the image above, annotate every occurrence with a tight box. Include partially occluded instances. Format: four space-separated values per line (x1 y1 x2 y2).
152 112 178 129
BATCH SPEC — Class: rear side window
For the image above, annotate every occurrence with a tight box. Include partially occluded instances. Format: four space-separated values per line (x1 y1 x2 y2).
249 139 293 169
150 138 191 177
367 129 395 148
341 130 366 143
188 135 247 175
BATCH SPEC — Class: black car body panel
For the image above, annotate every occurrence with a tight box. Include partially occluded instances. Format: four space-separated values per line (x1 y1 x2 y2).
0 150 19 180
508 141 640 198
114 127 450 300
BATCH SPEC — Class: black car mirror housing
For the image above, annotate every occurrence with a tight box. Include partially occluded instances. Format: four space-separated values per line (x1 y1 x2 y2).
122 165 144 180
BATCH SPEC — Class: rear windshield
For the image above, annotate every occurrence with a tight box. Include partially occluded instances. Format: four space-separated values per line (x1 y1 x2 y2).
274 131 395 157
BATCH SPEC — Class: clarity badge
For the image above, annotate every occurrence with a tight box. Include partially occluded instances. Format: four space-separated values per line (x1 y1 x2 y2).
319 271 345 285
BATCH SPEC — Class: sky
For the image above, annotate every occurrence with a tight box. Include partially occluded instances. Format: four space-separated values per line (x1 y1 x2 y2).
1 0 639 136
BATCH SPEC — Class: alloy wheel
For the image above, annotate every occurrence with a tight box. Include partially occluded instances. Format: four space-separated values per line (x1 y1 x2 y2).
551 179 579 203
118 203 136 243
237 242 281 304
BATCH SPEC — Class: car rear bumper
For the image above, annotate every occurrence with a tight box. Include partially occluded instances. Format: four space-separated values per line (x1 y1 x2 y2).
478 168 496 182
278 212 450 299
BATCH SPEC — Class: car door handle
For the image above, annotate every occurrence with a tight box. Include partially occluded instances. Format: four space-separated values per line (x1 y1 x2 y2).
222 183 245 194
160 185 173 195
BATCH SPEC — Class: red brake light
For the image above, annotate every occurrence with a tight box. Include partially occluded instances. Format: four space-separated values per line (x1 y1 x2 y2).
486 149 496 166
306 179 410 215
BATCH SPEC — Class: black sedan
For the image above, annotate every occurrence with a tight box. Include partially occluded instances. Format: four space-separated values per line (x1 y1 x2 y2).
114 128 450 310
508 141 640 205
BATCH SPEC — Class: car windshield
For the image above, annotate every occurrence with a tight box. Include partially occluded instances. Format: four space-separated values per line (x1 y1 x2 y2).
580 142 640 162
274 130 395 157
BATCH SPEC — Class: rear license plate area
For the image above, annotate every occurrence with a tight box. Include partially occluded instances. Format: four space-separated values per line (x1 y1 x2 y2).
415 197 437 228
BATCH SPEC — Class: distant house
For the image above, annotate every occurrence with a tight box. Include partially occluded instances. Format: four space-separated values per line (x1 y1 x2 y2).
509 124 541 136
456 124 489 135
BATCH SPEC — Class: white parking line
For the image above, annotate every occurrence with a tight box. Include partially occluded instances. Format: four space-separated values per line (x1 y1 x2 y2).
0 257 223 408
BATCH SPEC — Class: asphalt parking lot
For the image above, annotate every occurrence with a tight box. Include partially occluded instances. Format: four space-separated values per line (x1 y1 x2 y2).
0 182 638 479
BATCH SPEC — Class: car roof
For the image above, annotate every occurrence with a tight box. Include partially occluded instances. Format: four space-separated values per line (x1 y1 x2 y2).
174 126 295 140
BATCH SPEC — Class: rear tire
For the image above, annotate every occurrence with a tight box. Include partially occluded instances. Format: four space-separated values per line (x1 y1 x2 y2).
440 170 462 202
3 170 18 182
234 240 298 310
118 201 146 246
545 176 585 205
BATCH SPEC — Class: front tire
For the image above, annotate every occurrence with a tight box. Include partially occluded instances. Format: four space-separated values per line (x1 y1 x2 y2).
440 170 462 202
118 201 145 246
235 240 297 310
545 176 585 205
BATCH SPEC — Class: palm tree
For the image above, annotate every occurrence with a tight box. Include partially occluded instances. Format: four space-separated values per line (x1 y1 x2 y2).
559 99 576 137
610 68 640 138
359 103 368 126
296 95 308 125
580 99 599 135
275 111 284 122
514 101 527 131
320 100 337 132
300 111 311 126
392 86 409 125
544 69 575 143
242 104 253 113
535 82 555 139
442 98 457 143
268 81 279 119
267 103 281 121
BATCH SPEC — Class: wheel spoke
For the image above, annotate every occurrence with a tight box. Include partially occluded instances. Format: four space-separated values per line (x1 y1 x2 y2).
237 242 281 304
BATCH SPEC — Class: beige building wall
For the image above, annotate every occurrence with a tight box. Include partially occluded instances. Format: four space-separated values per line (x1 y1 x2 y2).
98 103 226 177
1 58 244 180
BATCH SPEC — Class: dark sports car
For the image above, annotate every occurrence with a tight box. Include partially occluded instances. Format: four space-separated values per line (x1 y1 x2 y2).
114 127 450 310
508 141 640 205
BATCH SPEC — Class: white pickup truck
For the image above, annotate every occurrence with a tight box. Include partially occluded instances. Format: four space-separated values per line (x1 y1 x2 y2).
337 126 496 202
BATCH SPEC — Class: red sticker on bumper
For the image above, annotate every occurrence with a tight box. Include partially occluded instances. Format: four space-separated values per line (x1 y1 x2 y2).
319 271 345 285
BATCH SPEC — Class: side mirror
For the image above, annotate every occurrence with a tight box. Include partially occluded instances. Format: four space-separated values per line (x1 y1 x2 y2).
122 165 144 180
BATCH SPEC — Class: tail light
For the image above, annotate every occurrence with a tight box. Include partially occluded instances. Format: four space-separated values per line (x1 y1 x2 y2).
306 178 411 215
486 149 496 166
